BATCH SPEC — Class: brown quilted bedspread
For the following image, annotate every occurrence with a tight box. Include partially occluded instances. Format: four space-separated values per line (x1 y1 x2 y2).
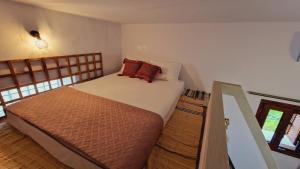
6 87 163 169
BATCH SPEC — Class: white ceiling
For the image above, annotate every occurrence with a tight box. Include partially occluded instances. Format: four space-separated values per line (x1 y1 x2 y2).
13 0 300 23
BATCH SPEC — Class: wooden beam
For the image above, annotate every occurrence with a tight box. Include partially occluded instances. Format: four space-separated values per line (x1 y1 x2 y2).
76 56 82 82
199 81 229 169
66 56 74 84
7 61 23 99
100 53 104 76
41 58 52 90
54 58 64 85
85 55 90 80
25 60 39 93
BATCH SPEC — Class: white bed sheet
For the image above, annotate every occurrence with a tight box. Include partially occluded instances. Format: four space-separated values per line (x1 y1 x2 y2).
74 73 185 123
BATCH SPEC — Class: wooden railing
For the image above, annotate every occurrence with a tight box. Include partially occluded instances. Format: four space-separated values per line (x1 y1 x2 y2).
198 81 230 169
199 81 278 169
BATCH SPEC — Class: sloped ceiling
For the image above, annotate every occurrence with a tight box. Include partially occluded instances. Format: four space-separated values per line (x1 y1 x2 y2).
13 0 300 23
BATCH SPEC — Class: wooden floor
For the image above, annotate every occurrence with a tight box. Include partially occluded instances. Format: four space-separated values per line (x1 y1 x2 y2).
0 123 70 169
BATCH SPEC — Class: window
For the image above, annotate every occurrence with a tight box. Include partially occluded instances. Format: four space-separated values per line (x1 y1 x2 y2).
72 75 80 83
256 100 300 158
20 85 36 97
282 114 300 150
261 109 283 142
1 88 20 102
62 76 72 85
0 106 5 118
36 82 50 93
50 79 62 89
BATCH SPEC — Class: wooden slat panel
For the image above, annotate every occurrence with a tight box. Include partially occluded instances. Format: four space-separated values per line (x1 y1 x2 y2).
100 53 104 75
0 89 6 108
0 52 103 119
76 56 82 82
93 55 97 76
0 62 10 77
41 58 52 90
85 55 91 80
66 57 74 84
7 61 23 99
54 57 64 85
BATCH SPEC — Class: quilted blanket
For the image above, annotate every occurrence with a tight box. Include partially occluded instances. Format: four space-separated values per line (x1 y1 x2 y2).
6 87 163 169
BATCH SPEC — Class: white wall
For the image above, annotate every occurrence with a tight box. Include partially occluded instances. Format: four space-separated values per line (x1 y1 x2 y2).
0 1 122 74
122 23 300 99
122 23 300 169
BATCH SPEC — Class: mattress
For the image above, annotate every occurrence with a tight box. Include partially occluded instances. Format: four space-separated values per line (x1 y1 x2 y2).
74 73 185 123
6 87 164 169
6 73 184 169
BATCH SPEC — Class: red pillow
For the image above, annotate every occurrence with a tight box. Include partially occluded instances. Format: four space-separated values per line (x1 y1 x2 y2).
119 58 143 77
135 62 162 83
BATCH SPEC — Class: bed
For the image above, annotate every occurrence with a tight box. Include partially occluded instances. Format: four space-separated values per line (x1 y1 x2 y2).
6 73 184 169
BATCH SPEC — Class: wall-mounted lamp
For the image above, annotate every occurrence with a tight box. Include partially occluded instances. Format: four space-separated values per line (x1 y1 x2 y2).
30 30 48 49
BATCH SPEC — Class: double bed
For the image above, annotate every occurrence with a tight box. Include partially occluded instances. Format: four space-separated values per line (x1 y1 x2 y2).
6 73 184 169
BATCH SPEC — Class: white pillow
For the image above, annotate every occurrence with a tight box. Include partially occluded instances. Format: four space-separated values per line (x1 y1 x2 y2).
150 60 182 80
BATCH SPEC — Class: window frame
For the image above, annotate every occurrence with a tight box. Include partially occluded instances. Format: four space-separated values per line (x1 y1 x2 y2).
256 99 300 158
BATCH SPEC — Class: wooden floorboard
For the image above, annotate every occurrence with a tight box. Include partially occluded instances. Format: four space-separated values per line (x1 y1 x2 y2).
0 122 70 169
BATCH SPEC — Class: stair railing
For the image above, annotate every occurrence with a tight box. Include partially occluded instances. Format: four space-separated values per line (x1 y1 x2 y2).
198 81 278 169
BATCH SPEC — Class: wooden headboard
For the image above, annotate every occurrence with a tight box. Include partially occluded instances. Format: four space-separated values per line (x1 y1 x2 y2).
0 52 103 118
